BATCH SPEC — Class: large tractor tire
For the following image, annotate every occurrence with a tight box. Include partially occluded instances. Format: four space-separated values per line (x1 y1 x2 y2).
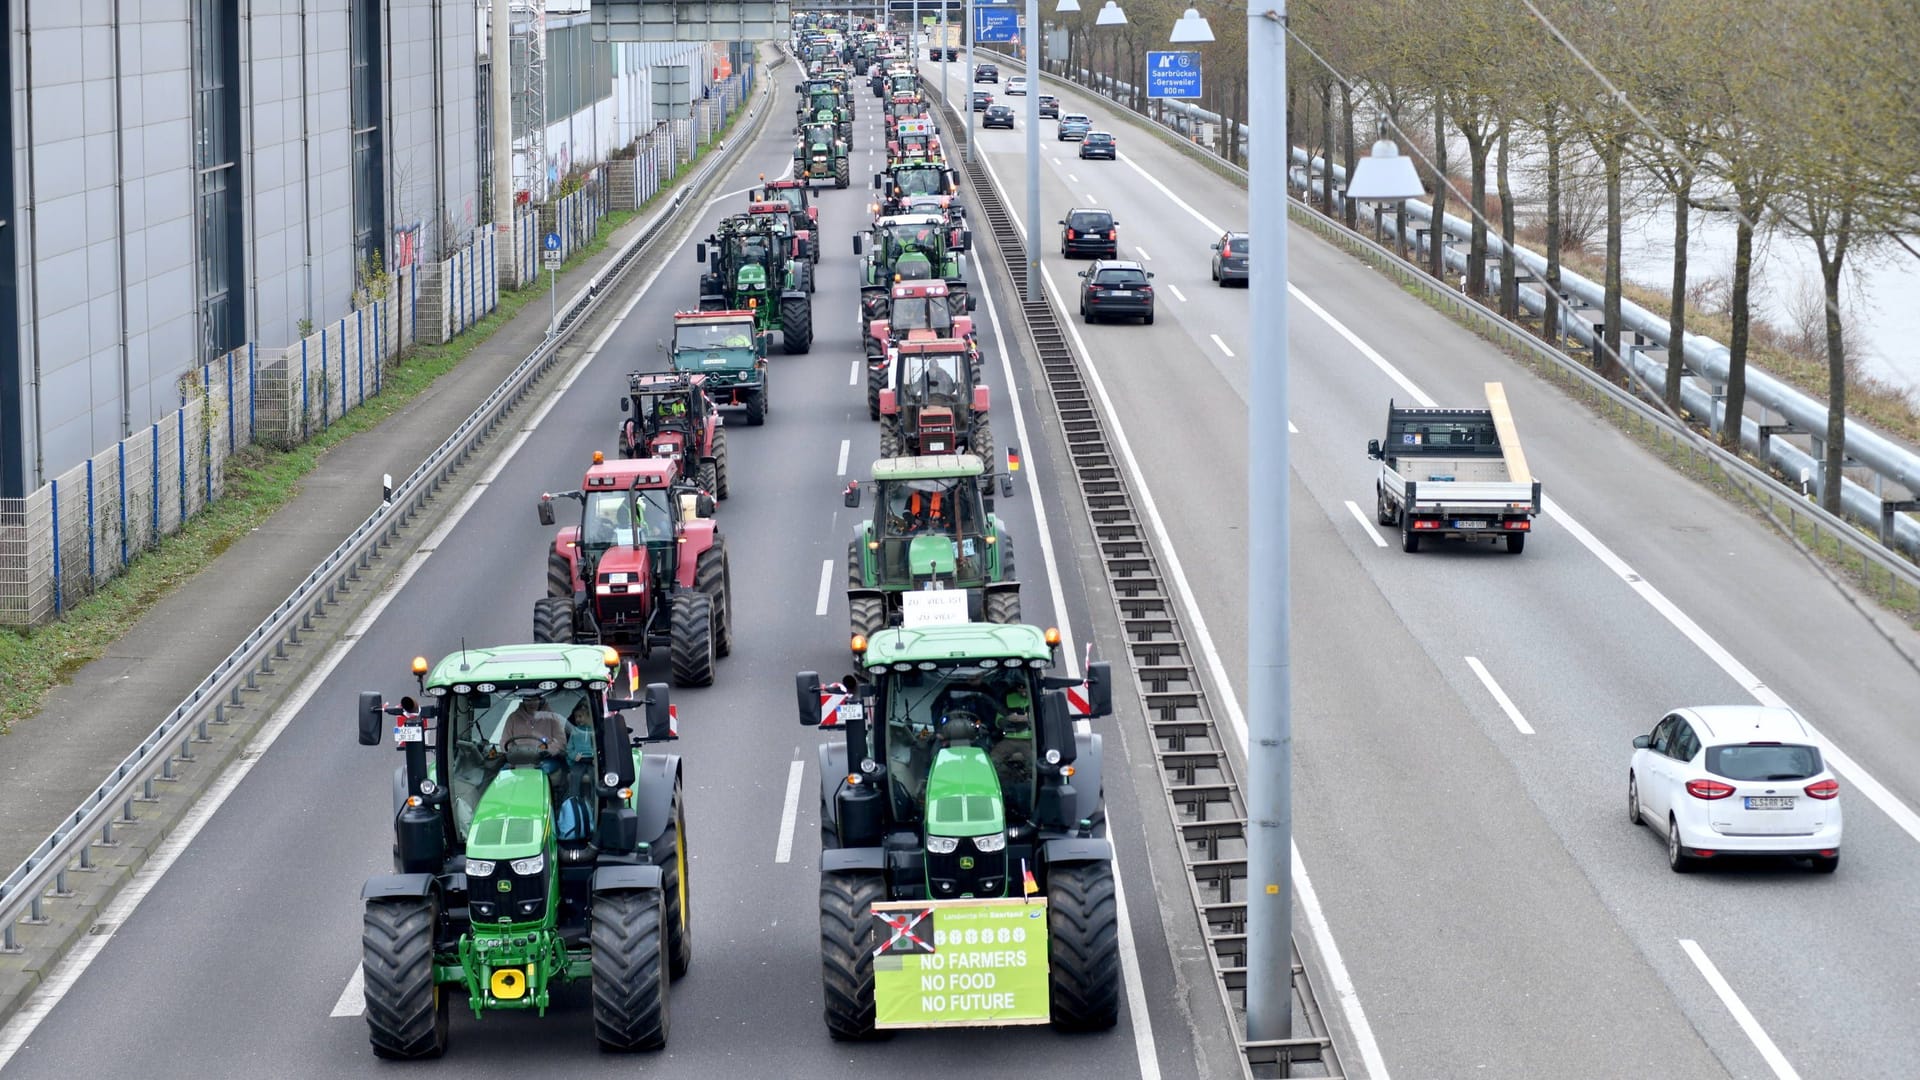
878 419 904 459
835 156 851 189
794 260 816 295
695 544 733 659
984 589 1021 625
590 888 670 1052
547 548 573 598
696 459 720 498
850 595 886 641
866 362 886 421
1047 861 1121 1032
533 596 575 644
711 429 731 500
781 295 815 355
362 897 450 1060
968 415 996 481
819 872 892 1042
658 778 694 979
745 381 768 426
670 590 717 687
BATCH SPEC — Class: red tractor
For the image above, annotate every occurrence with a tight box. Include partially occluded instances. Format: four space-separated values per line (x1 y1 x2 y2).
877 339 996 490
618 372 731 500
754 179 818 261
882 93 929 139
863 279 978 419
534 454 732 686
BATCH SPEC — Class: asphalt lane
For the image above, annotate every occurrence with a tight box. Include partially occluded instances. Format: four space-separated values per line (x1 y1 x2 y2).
0 71 1208 1079
947 61 1920 1079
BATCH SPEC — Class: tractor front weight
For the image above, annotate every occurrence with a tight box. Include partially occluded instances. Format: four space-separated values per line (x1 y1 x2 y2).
456 926 577 1018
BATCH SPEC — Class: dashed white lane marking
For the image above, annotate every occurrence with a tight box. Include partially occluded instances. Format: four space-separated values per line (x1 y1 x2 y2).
1343 501 1389 549
1209 333 1234 358
1167 283 1188 303
814 559 834 617
1680 939 1802 1080
1465 657 1535 735
836 439 850 476
774 757 806 864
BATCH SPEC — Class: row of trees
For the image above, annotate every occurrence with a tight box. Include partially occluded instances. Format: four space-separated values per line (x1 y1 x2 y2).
1040 0 1920 517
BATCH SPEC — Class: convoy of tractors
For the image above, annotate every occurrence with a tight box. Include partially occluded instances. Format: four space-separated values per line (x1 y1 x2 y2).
350 13 1123 1061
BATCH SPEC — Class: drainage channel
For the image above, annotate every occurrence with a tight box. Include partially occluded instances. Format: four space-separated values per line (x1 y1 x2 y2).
940 114 1344 1079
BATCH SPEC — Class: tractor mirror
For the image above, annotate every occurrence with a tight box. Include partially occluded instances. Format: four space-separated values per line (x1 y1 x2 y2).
960 228 972 251
852 234 863 255
357 691 383 746
1000 473 1014 497
596 704 637 789
537 497 556 527
695 242 708 263
1366 438 1382 459
1037 689 1077 768
696 493 716 517
843 481 862 508
1085 661 1114 718
620 396 631 413
873 174 885 190
796 671 823 726
645 683 675 741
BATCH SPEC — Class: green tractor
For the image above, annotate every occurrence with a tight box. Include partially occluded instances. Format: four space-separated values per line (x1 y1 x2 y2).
355 646 691 1058
666 309 769 426
796 84 854 145
854 213 969 330
697 216 814 355
794 623 1120 1037
794 120 851 189
843 452 1019 641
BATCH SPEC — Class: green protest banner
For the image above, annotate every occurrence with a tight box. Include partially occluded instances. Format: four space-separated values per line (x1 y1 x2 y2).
872 897 1050 1028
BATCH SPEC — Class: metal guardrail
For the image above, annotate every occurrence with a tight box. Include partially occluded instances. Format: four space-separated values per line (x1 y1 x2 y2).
924 80 1342 1080
0 62 777 960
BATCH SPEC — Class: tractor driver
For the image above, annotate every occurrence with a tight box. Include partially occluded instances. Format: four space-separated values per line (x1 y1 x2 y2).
648 394 689 433
720 326 754 349
500 694 569 777
989 688 1036 816
587 494 634 547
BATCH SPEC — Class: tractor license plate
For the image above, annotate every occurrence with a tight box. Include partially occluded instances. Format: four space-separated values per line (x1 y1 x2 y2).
840 702 865 721
1745 796 1794 810
393 725 424 743
1453 520 1488 529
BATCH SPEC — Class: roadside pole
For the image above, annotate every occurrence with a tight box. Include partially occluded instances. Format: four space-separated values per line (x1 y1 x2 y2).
1023 0 1040 302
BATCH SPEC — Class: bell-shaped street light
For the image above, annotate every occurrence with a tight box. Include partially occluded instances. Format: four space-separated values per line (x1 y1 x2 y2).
1095 0 1128 25
1346 132 1427 202
1169 7 1213 42
1057 0 1080 12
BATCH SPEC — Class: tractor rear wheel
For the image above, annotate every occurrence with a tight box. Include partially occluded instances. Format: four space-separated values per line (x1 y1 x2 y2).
781 295 815 354
696 544 732 659
696 457 719 498
547 549 573 598
712 429 731 500
850 595 886 641
835 157 851 188
533 596 575 644
362 897 450 1060
985 589 1021 625
745 383 768 426
820 872 891 1042
659 780 694 979
1047 861 1121 1032
590 888 670 1052
878 419 903 459
968 415 996 478
866 363 886 421
670 590 717 687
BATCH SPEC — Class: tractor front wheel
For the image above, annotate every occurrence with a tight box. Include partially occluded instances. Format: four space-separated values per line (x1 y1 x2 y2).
670 590 718 687
695 543 733 659
533 596 575 644
850 594 886 642
745 382 768 426
362 897 450 1060
712 428 732 500
590 888 670 1052
1047 861 1121 1032
835 157 851 188
984 589 1021 624
659 780 694 979
781 295 815 354
819 872 892 1042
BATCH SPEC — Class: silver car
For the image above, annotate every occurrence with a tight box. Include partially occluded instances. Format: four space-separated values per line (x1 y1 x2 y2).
1056 113 1091 141
1210 231 1249 286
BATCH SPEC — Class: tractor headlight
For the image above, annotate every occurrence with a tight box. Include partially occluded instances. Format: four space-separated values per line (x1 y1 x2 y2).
466 859 496 877
926 836 959 854
510 854 546 876
972 832 1006 853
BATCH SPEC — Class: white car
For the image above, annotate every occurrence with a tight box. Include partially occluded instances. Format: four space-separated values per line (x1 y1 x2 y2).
1628 706 1841 873
1007 77 1027 95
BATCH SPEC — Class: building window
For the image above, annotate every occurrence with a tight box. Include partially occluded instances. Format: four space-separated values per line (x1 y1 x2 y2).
193 0 244 360
350 0 386 275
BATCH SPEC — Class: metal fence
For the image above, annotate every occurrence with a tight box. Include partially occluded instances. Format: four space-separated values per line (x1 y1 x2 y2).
431 227 502 343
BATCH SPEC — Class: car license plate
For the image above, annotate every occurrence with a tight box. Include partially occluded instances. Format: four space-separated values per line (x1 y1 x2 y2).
1745 796 1794 810
1108 290 1131 297
1453 520 1488 529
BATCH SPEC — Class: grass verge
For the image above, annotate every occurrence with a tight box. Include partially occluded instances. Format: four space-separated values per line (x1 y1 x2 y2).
0 91 759 734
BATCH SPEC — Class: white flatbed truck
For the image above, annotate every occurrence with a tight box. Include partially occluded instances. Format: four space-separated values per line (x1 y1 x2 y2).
1366 382 1542 554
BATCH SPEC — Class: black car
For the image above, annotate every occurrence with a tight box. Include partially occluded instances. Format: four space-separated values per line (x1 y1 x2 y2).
1211 231 1250 286
972 90 994 112
1059 207 1118 259
975 63 999 83
1078 260 1155 324
1079 131 1117 160
1037 94 1060 119
983 104 1015 129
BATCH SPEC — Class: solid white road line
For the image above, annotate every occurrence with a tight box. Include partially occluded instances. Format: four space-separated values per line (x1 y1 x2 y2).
0 146 707 1055
774 757 806 864
1167 283 1188 303
1679 939 1803 1080
1342 501 1389 549
814 559 834 617
330 963 366 1018
1209 333 1235 358
1465 657 1535 735
836 438 851 476
1134 246 1152 262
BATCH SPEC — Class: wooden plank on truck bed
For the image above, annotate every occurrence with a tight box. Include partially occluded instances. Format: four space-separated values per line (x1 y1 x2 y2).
1484 381 1532 485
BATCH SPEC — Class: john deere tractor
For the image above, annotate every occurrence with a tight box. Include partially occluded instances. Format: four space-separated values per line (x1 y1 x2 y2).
843 452 1019 640
794 121 851 188
666 309 769 426
793 622 1120 1037
354 646 689 1058
752 179 819 262
536 449 732 686
854 214 969 330
796 85 854 145
697 216 814 354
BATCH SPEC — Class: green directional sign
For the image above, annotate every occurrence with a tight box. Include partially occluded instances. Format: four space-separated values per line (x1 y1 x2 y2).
872 898 1050 1028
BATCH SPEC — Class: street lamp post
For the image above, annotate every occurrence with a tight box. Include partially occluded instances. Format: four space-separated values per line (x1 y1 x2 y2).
1022 0 1044 301
965 0 976 163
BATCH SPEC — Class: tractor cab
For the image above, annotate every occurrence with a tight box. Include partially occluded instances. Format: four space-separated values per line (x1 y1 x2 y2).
879 163 956 200
843 454 1010 615
620 372 718 470
745 201 807 262
756 179 816 225
882 340 982 450
667 310 770 424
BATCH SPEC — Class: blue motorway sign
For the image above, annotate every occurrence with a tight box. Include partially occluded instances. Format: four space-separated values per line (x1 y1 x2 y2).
1145 51 1202 99
975 7 1019 42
